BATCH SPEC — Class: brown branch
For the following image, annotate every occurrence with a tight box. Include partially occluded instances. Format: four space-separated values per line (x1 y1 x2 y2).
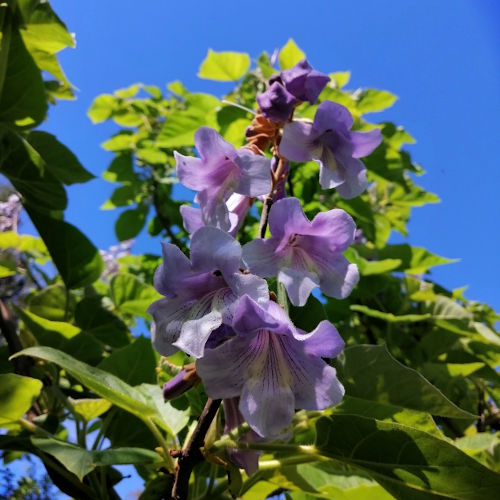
171 398 222 500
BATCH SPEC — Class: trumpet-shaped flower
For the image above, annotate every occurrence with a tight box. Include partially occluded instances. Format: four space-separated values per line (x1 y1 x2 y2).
197 295 345 438
279 101 382 198
242 197 359 306
256 81 297 122
148 227 268 358
175 127 271 231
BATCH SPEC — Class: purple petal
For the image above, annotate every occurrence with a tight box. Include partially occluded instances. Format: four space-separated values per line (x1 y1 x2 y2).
239 372 295 438
313 101 353 133
268 197 311 241
190 227 241 277
281 59 330 105
335 156 368 199
180 205 203 235
226 273 269 306
163 369 197 401
195 126 237 163
303 70 331 104
256 82 297 122
234 149 272 197
174 151 205 191
153 243 192 297
242 238 280 278
196 189 232 232
279 121 318 162
232 295 281 336
278 267 319 307
317 254 359 299
316 148 345 189
350 129 382 158
301 320 345 358
308 209 357 252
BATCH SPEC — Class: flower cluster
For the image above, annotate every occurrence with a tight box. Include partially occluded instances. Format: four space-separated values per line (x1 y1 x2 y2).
148 58 382 472
0 193 22 233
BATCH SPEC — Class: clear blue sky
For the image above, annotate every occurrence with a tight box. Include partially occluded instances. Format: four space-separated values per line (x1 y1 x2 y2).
41 1 499 310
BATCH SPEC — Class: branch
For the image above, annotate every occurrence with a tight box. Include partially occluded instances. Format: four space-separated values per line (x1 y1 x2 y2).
258 196 273 239
171 398 221 500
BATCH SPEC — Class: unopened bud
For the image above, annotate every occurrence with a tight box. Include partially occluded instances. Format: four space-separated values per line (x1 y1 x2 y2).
162 364 200 401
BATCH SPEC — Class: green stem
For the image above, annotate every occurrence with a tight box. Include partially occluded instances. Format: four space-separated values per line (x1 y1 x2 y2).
144 417 175 472
91 409 116 451
210 437 319 457
19 418 54 438
258 454 328 470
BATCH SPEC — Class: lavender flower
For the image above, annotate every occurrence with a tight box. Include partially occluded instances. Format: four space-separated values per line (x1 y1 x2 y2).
180 193 251 237
99 239 134 277
175 127 271 231
162 364 200 401
0 193 22 233
148 227 268 358
280 101 382 198
256 81 297 122
242 197 359 306
281 59 330 105
197 295 345 438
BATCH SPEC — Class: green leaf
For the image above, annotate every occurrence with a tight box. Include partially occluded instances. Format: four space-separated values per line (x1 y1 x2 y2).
17 307 80 348
26 208 104 289
345 248 401 276
136 384 189 435
114 83 140 99
27 285 74 321
289 295 327 331
110 273 161 318
69 398 112 421
377 245 457 274
102 154 136 183
315 415 500 500
330 72 351 88
0 374 43 426
27 131 94 185
198 49 250 81
101 184 139 210
13 347 155 419
31 437 161 481
115 206 148 241
0 127 67 211
75 297 130 348
98 337 157 385
0 25 47 127
88 94 118 123
357 89 397 114
101 130 136 151
279 39 306 70
336 345 474 418
0 231 47 256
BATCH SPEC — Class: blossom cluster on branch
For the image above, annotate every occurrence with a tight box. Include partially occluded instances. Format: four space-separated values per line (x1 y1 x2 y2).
148 59 381 473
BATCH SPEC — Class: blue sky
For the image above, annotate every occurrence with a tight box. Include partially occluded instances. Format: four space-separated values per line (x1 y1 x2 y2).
42 0 500 306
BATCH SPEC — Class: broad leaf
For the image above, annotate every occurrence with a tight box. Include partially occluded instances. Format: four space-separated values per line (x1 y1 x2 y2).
198 49 250 81
279 39 306 70
0 374 43 426
110 273 161 318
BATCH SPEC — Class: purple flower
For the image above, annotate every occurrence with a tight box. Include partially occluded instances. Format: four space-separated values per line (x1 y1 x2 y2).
242 197 359 306
175 127 271 231
180 193 251 237
279 101 382 198
223 397 260 475
148 227 268 358
197 295 345 438
162 364 200 400
256 81 297 122
281 59 330 105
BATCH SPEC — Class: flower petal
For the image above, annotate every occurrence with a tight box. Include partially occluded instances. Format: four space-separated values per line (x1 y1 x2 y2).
190 227 242 277
195 126 237 163
242 238 280 277
232 294 282 336
317 254 359 299
153 243 192 297
174 151 205 191
268 197 311 241
279 121 317 162
278 267 319 306
350 129 382 158
313 101 353 133
234 149 272 197
180 204 203 235
335 156 368 199
308 209 356 252
301 320 345 358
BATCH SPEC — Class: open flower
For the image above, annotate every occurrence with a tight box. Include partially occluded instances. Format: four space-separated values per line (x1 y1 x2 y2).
197 295 345 438
242 197 359 306
175 127 271 232
148 227 268 358
279 101 382 198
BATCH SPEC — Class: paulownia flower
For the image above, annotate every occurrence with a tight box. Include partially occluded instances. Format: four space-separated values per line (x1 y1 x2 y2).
180 193 251 237
175 127 271 231
256 81 297 122
197 295 345 438
242 197 359 306
280 59 330 105
279 101 382 198
148 227 268 358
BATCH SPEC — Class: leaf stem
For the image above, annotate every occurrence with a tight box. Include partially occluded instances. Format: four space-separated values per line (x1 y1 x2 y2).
144 417 175 472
